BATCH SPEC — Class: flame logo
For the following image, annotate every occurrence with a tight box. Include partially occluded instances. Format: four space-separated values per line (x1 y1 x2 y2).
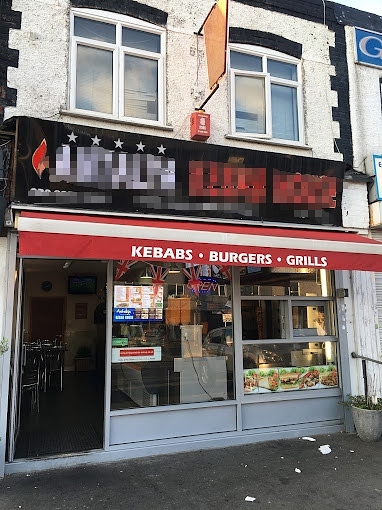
32 138 47 178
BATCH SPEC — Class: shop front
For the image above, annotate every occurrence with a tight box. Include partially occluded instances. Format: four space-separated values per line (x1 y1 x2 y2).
1 208 381 474
3 117 382 473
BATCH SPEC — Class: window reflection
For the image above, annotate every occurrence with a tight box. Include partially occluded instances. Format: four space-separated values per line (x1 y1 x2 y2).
72 13 164 122
240 267 338 395
76 45 113 113
74 17 116 43
242 342 336 369
240 267 332 297
235 75 266 133
122 27 161 52
292 302 334 337
124 55 158 120
241 300 289 340
111 263 233 410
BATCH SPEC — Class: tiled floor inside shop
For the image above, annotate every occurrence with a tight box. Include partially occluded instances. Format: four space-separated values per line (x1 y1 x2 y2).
15 371 104 459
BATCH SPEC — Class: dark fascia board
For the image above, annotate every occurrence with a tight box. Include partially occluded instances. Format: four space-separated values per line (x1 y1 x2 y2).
70 0 168 26
233 0 337 25
334 3 382 30
229 27 302 59
234 0 382 31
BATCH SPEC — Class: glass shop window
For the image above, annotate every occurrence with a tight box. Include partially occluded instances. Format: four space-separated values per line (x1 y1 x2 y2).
110 262 233 410
240 267 339 395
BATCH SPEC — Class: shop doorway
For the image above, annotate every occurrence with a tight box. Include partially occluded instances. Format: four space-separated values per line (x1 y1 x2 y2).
10 259 107 460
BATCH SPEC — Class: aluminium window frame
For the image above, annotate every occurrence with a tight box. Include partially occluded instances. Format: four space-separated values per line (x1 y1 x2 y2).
69 8 166 126
239 294 339 400
240 295 337 344
229 44 305 144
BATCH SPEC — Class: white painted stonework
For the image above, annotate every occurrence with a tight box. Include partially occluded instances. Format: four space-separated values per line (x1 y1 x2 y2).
342 182 369 230
350 271 382 397
344 26 382 389
7 0 340 161
6 0 367 229
345 26 382 173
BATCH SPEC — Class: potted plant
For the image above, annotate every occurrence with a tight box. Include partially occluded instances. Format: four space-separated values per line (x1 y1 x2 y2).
74 345 92 372
342 394 382 442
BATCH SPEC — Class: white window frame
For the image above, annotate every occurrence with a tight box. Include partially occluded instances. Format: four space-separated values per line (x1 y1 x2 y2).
69 8 166 126
229 44 304 144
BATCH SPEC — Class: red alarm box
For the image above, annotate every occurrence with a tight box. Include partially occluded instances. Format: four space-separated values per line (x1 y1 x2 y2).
190 111 210 141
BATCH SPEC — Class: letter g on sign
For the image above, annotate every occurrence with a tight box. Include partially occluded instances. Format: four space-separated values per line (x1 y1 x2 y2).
359 35 382 59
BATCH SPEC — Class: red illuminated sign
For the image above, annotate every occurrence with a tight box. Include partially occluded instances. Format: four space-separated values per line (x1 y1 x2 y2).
189 162 266 201
120 348 155 357
189 162 336 208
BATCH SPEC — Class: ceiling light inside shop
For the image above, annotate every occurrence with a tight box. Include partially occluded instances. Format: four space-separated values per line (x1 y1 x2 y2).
168 263 181 274
141 267 152 280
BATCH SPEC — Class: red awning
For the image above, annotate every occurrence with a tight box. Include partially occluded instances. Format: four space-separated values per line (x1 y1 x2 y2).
17 211 382 271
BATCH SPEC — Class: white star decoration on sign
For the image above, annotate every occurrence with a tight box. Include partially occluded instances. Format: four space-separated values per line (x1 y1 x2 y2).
66 133 167 156
91 135 101 146
114 138 124 149
67 132 78 143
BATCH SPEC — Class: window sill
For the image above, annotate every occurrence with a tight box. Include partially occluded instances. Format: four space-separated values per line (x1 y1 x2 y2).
242 386 341 403
60 109 174 131
225 133 312 151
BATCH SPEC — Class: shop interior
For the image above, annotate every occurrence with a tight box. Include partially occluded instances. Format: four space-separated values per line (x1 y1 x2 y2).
14 259 107 459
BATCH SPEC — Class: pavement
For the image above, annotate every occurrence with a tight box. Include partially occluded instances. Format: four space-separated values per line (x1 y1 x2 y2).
0 432 382 510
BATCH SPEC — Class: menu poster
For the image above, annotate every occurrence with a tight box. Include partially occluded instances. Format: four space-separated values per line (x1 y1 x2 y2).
114 285 164 309
113 285 164 322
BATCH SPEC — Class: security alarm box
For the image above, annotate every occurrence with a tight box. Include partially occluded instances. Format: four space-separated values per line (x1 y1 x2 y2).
190 111 210 141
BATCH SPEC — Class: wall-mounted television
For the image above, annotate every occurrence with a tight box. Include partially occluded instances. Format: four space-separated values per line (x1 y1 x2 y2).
68 276 97 295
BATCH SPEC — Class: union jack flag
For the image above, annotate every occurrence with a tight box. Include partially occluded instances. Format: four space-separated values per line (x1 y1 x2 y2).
115 260 136 281
149 265 170 295
216 265 231 280
182 265 202 296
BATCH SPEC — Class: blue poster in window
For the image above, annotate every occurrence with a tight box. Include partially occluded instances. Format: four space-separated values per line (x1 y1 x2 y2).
113 307 163 322
355 28 382 68
113 308 135 322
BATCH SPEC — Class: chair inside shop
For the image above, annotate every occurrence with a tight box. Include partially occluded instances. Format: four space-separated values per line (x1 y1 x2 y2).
21 344 42 414
42 344 65 392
